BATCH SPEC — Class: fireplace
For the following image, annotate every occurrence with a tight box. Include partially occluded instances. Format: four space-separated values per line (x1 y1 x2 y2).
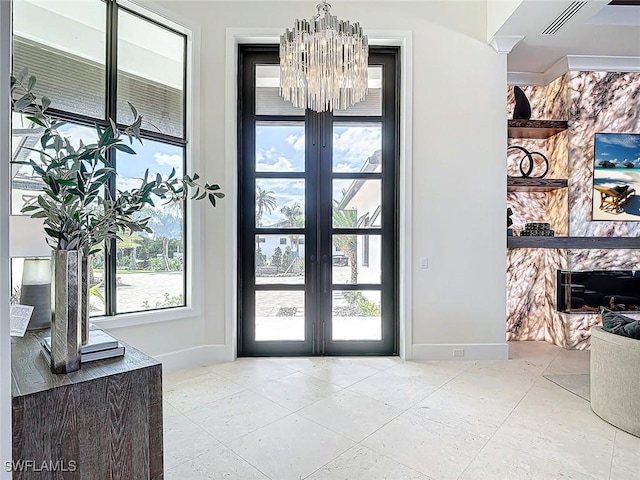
557 270 640 313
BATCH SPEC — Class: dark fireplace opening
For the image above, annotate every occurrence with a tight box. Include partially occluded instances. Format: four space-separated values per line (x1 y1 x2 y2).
557 270 640 314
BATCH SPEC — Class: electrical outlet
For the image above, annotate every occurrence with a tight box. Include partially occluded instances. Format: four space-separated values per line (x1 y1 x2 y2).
453 349 465 358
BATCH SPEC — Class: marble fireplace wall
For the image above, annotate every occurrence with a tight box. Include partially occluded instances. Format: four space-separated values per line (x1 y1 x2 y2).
568 72 640 237
506 72 640 349
564 72 640 349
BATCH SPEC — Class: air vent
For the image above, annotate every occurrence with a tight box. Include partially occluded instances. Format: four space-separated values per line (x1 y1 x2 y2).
540 1 587 35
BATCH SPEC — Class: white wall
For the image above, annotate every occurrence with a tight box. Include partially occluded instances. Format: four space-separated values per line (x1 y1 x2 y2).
1 0 13 475
111 0 506 362
4 1 508 368
486 0 524 41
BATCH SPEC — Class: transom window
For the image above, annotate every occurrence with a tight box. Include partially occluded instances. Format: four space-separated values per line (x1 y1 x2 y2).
10 0 189 316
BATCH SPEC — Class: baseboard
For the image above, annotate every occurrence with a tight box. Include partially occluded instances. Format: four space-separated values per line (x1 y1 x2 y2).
154 345 234 373
412 343 509 361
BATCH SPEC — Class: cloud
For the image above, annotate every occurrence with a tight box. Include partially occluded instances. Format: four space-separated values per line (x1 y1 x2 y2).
599 134 640 149
116 176 146 193
257 155 294 172
256 147 296 172
285 133 305 151
333 162 355 173
333 127 382 171
601 152 610 156
60 124 100 147
154 153 182 169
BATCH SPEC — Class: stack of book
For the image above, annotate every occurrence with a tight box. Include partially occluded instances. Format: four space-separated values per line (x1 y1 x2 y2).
520 222 555 237
41 329 125 364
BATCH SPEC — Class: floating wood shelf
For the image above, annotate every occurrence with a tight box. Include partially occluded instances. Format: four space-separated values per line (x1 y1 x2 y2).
507 177 568 192
508 120 569 139
507 236 640 249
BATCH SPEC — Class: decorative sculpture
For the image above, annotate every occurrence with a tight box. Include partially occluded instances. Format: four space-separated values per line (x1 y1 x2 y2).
513 86 532 120
508 145 549 178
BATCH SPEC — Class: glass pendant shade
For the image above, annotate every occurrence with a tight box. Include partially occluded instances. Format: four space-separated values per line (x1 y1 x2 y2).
280 1 369 112
20 258 52 330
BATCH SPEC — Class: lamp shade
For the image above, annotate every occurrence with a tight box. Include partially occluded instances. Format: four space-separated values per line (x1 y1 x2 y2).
20 257 52 330
9 215 50 257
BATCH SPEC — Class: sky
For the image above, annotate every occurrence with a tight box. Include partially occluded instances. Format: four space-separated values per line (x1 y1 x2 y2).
594 133 640 166
14 121 184 239
255 123 382 227
14 119 383 237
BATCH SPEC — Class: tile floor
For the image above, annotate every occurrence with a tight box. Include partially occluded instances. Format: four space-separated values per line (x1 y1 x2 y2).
162 342 639 480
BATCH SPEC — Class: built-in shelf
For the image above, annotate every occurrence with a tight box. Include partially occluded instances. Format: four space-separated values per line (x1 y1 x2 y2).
508 120 569 139
507 177 568 192
507 237 640 249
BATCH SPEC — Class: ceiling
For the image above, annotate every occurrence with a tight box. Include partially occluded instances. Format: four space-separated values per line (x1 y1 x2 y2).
496 0 640 74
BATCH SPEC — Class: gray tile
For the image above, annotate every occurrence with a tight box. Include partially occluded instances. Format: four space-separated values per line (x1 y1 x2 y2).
299 390 402 442
460 442 602 480
165 444 269 479
610 429 640 480
164 371 245 412
362 411 487 480
307 445 433 480
226 414 354 480
251 371 342 411
348 371 437 410
184 389 291 443
163 414 220 470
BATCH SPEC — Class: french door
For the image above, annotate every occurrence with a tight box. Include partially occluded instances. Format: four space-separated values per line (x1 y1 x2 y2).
238 45 399 356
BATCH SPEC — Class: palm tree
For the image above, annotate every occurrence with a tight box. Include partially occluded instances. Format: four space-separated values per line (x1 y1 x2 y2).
147 204 183 271
256 186 277 227
116 233 143 270
332 194 358 284
280 202 303 269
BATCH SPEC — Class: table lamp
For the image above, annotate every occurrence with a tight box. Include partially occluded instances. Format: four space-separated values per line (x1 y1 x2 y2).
10 215 52 330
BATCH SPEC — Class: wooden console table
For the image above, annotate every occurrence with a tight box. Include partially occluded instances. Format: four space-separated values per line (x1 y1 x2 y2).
11 333 163 479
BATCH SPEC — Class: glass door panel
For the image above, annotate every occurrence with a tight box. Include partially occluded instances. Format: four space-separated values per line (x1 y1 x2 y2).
333 179 382 228
255 234 305 285
332 290 382 341
255 122 305 172
255 178 305 228
332 123 382 173
332 234 381 285
255 291 305 341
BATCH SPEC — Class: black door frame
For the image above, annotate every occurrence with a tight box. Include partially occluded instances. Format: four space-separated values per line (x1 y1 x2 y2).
237 45 400 356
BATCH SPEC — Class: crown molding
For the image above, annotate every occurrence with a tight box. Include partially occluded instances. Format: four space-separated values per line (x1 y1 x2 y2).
566 55 640 72
508 55 640 85
489 35 525 54
505 71 545 86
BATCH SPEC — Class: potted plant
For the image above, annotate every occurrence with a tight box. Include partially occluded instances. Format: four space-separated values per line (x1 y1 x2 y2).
11 69 224 373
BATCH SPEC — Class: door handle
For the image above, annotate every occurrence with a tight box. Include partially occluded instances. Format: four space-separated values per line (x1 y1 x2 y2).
309 255 316 293
312 322 316 352
321 255 329 294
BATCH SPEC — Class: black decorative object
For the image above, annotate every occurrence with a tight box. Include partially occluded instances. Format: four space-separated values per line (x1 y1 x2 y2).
508 145 549 178
507 208 513 236
513 86 531 120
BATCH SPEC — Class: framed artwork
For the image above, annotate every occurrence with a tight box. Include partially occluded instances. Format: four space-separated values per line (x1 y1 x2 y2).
592 133 640 221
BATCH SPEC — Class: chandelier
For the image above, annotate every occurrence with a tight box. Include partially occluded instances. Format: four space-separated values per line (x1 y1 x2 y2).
279 1 369 113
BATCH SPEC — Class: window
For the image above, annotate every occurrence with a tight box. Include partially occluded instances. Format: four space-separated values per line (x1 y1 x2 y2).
11 0 189 317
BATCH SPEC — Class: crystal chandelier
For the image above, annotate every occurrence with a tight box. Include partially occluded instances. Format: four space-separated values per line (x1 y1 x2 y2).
279 1 369 113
